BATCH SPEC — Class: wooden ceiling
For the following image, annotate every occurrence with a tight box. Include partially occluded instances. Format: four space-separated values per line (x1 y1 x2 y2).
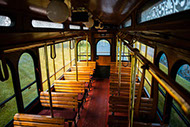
71 0 141 25
0 0 142 25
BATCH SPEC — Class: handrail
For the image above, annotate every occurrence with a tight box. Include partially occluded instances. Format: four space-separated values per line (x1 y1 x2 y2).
120 38 190 117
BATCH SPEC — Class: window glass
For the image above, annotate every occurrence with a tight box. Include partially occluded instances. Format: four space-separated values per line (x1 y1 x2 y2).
117 42 130 61
124 19 131 28
69 25 80 30
97 39 110 55
147 46 154 63
55 43 63 79
78 40 91 61
83 27 89 30
140 0 190 23
159 53 168 75
19 53 36 89
63 41 70 71
0 15 11 26
176 64 190 93
158 53 168 117
32 20 64 29
158 84 166 115
136 42 140 49
140 44 146 56
18 53 38 107
38 47 47 90
170 102 190 127
0 65 17 126
169 63 190 126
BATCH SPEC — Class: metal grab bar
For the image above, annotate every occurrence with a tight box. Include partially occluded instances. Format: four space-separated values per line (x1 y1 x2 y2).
120 38 190 117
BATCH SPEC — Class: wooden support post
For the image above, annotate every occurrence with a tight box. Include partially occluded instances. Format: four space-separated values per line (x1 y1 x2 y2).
44 44 54 118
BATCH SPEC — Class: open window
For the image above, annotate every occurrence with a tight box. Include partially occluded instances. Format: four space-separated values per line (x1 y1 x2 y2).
77 40 91 61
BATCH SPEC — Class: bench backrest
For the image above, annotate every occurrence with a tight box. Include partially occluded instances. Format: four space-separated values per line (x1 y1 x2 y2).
109 96 129 115
40 92 78 109
14 113 64 127
63 72 91 82
110 83 140 96
54 80 85 93
71 66 94 74
77 61 96 69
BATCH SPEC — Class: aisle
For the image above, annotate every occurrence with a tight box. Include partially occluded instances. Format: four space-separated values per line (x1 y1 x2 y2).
78 79 110 127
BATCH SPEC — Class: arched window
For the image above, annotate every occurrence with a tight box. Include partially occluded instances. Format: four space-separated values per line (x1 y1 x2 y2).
158 53 168 116
0 63 17 126
77 40 91 60
176 64 190 92
18 53 38 108
96 39 110 56
169 63 190 127
159 53 168 75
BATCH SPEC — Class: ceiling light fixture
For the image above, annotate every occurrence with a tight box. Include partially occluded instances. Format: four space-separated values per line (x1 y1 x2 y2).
47 0 69 22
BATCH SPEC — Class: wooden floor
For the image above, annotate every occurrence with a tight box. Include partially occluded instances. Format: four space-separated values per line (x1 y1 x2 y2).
77 78 110 127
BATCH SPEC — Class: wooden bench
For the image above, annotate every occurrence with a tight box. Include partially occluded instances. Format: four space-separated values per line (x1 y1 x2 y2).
63 72 92 90
134 97 154 121
71 66 94 75
110 66 131 74
110 82 140 96
63 72 91 82
53 80 87 111
14 113 65 127
39 92 78 127
110 73 138 83
77 61 96 69
108 96 129 127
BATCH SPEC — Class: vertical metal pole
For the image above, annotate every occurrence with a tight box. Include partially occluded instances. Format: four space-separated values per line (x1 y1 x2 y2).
69 40 72 67
44 44 54 118
118 39 122 95
116 35 118 67
129 53 137 127
53 60 56 80
62 43 65 72
86 35 88 66
75 40 78 81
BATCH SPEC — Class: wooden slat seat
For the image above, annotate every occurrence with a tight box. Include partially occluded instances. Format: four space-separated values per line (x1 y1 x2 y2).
14 113 65 127
39 92 78 126
108 96 129 127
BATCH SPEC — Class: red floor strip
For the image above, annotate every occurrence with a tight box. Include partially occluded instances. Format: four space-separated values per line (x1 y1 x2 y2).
77 79 110 127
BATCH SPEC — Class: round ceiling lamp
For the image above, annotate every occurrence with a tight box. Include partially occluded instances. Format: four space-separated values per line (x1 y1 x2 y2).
47 0 69 23
84 17 94 28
